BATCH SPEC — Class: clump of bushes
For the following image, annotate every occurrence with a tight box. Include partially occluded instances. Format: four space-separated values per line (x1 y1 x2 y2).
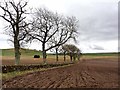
2 63 74 73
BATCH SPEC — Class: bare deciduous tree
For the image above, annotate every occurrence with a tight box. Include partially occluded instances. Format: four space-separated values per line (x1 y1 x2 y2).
62 44 81 62
27 8 60 64
47 16 78 62
60 45 68 62
0 0 29 65
27 8 78 64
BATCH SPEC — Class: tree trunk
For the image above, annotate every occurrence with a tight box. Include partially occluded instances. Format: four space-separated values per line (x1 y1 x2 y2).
14 37 20 65
70 53 72 62
78 54 80 61
63 51 66 62
73 53 76 61
42 43 47 64
73 55 76 61
56 48 58 62
70 56 72 62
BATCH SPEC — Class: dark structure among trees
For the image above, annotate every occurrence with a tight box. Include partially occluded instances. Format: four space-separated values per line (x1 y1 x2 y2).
34 55 40 58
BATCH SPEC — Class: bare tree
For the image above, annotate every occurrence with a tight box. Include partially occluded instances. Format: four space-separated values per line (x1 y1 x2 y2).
27 8 78 64
62 44 81 62
0 0 29 65
48 43 60 63
27 8 59 64
76 49 82 61
47 16 78 62
60 45 68 62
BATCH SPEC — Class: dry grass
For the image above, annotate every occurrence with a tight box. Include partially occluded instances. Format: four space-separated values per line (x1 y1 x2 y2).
81 55 118 60
1 55 118 65
1 55 71 65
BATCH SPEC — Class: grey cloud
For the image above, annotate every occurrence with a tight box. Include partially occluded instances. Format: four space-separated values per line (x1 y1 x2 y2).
65 2 118 42
0 0 118 53
89 45 104 50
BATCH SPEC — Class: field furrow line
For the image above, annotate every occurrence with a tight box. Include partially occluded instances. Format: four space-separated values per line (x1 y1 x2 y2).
79 72 87 87
53 75 69 88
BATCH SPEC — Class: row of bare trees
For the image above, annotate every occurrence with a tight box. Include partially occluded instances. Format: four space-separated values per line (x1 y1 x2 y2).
62 44 81 62
0 0 80 65
52 44 82 63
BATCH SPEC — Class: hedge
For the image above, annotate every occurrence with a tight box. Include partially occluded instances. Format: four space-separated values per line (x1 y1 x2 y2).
2 63 74 73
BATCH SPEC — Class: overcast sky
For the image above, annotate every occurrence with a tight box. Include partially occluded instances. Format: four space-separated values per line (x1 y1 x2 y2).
0 0 118 53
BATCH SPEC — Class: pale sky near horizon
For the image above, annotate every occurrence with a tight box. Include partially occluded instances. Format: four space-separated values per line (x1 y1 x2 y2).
0 0 119 53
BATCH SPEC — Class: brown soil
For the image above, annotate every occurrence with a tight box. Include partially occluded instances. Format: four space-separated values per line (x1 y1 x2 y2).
2 58 118 88
2 56 71 65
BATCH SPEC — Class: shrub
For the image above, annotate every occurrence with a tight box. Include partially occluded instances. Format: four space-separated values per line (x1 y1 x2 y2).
2 63 74 73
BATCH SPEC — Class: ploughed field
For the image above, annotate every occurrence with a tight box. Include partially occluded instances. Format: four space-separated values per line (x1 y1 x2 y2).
2 57 118 88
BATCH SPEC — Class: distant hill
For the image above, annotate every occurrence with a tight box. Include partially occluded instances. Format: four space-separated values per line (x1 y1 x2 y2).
0 48 118 57
82 52 118 56
1 48 42 56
